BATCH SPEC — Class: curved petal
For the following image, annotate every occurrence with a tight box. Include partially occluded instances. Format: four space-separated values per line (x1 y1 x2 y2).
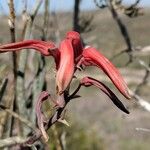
56 39 74 94
82 46 131 99
0 40 60 69
80 76 130 114
0 39 58 55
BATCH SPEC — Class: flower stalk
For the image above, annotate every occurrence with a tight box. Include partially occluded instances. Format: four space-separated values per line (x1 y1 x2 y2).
0 31 131 143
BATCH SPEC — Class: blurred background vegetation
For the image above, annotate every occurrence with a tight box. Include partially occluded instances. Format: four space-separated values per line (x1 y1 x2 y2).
0 0 150 150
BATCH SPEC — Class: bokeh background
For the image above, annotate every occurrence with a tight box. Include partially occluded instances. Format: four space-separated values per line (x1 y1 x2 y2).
0 0 150 149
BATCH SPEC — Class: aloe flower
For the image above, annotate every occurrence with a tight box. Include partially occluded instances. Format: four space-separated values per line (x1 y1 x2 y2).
79 46 130 99
80 77 129 114
0 40 60 68
58 31 130 99
56 39 74 94
0 31 131 141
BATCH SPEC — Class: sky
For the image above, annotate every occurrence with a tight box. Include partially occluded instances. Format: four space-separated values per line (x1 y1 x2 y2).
0 0 150 14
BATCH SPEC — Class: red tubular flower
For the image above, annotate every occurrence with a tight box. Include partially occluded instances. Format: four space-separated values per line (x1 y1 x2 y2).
80 76 129 114
0 31 131 142
78 46 131 99
56 39 74 95
0 40 60 68
0 40 57 55
55 31 83 107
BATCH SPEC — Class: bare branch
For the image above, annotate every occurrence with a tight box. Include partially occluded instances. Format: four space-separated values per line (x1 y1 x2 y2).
73 0 81 32
0 105 37 131
7 0 17 80
108 1 132 51
135 60 150 94
16 0 44 136
0 78 8 102
0 136 26 148
129 90 150 112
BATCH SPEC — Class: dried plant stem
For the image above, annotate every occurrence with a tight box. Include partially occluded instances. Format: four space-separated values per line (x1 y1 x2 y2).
16 0 43 136
31 0 48 125
73 0 81 32
22 107 66 145
108 0 132 51
31 54 46 124
0 105 37 131
0 78 8 138
20 89 78 146
43 0 49 40
129 90 150 112
0 136 26 148
0 78 8 102
7 0 18 140
8 0 17 79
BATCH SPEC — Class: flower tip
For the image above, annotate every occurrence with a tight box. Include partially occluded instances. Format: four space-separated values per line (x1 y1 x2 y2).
66 31 80 40
126 110 130 114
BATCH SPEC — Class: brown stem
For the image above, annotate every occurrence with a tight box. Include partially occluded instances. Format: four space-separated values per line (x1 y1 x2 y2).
68 83 82 100
108 0 133 65
8 0 17 80
73 0 81 32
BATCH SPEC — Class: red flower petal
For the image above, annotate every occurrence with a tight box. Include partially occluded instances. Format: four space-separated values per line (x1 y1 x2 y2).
80 76 129 114
0 40 57 56
82 46 131 99
56 39 74 94
0 40 60 69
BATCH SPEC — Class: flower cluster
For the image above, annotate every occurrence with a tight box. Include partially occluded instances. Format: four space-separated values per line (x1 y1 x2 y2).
0 31 131 141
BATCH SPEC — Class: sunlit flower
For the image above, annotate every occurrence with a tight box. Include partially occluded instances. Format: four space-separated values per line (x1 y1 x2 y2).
0 40 60 68
0 31 131 141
